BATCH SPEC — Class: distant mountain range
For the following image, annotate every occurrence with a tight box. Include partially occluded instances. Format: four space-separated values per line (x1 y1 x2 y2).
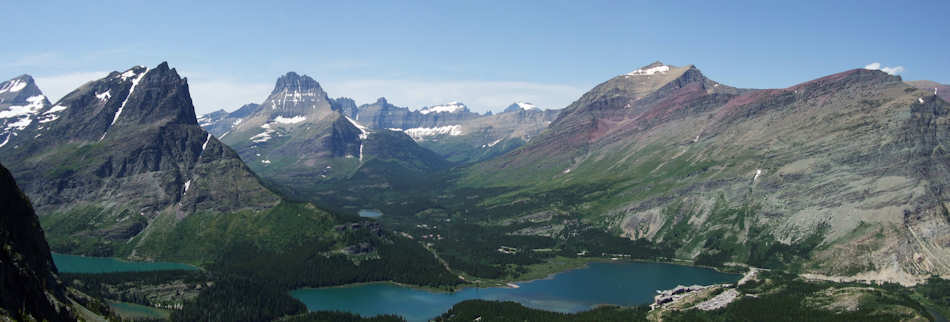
200 83 560 165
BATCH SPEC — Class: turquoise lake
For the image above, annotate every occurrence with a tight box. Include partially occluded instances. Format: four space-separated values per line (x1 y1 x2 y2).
291 261 739 321
52 253 197 273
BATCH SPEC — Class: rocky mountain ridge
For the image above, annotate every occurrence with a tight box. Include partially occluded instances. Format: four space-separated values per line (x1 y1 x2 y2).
462 62 950 283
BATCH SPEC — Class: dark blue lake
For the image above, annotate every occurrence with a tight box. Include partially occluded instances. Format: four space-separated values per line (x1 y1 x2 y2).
291 261 739 321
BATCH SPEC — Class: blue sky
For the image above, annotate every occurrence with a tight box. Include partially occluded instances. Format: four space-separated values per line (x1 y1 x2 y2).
3 0 948 114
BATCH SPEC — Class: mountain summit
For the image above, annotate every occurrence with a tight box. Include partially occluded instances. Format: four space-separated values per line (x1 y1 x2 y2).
265 72 333 117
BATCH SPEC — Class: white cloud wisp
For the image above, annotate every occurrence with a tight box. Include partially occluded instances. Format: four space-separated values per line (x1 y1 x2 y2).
864 62 905 75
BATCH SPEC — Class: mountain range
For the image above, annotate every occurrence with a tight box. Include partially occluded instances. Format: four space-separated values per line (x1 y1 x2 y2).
0 64 357 265
200 81 560 165
1 61 949 288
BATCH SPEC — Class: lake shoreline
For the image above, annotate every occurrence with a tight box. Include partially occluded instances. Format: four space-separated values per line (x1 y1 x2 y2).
289 260 742 321
52 252 199 273
290 256 744 296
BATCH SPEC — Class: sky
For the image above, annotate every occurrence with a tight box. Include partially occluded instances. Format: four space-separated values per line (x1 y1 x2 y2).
2 0 948 114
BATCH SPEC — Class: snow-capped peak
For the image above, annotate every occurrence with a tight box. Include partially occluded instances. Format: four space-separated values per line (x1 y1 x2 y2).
515 102 538 110
419 101 467 114
627 62 671 76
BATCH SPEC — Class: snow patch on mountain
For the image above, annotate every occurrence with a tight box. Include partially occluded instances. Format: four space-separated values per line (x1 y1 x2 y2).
0 95 47 119
117 67 146 80
96 90 111 102
514 102 538 110
6 116 32 131
0 79 27 94
344 116 371 139
274 115 306 124
1 95 50 141
344 116 371 161
251 123 277 143
44 105 67 114
37 114 59 124
102 68 149 141
250 132 272 143
395 125 463 141
482 138 503 148
201 133 211 151
419 101 466 114
627 65 670 76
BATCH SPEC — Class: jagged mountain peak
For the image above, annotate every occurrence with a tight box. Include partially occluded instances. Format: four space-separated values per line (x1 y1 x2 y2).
0 74 46 105
7 62 200 144
104 62 197 129
271 71 324 95
0 74 36 91
257 72 333 119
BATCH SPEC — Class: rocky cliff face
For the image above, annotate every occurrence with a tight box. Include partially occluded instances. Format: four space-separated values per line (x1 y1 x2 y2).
465 62 950 283
0 162 73 321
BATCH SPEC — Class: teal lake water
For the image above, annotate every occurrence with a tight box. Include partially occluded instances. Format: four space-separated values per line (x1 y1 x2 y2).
291 261 739 321
52 253 197 273
358 209 383 218
108 300 170 319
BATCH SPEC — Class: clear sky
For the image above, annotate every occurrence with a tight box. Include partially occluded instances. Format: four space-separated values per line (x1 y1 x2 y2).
3 0 948 114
